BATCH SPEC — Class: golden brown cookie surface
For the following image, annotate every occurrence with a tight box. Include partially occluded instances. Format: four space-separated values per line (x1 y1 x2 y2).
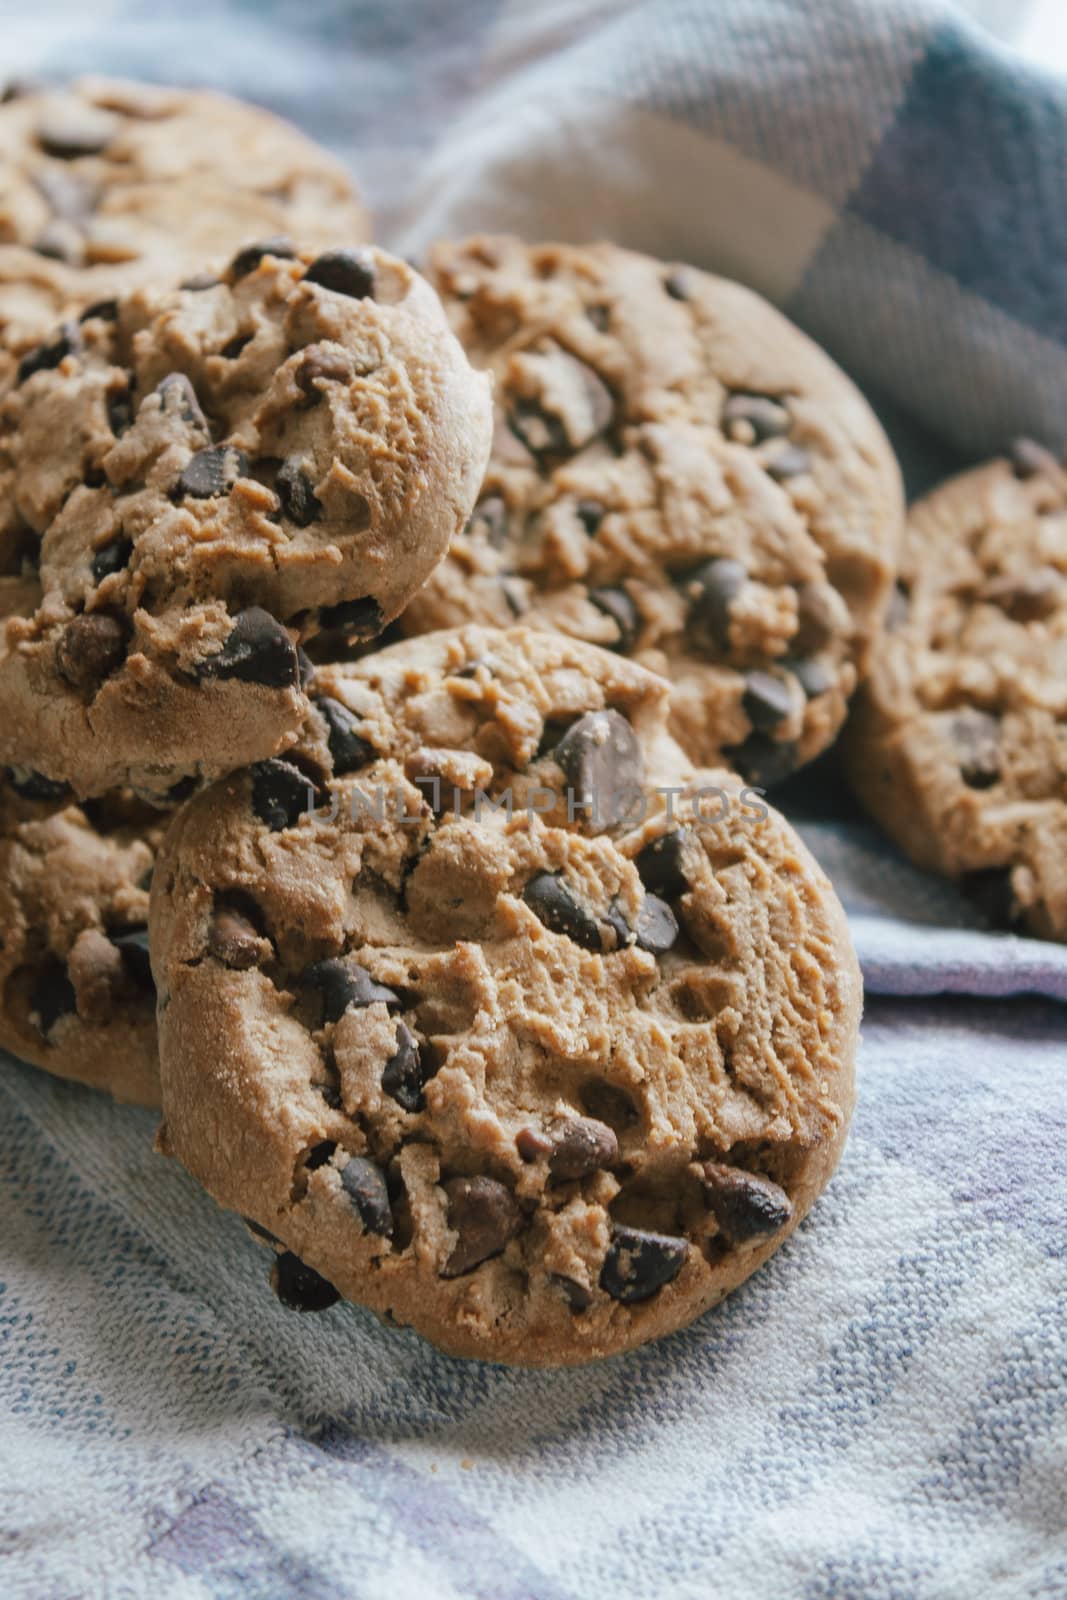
396 236 903 786
151 626 860 1364
0 245 492 799
0 75 370 368
844 444 1067 941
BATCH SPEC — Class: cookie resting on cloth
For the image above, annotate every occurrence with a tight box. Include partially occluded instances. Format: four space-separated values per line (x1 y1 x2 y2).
150 625 860 1365
0 773 160 1105
0 244 493 799
844 443 1067 942
395 235 904 786
0 74 370 376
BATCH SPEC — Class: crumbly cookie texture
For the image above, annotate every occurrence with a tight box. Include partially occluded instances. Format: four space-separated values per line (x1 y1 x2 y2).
0 75 370 374
394 236 904 786
0 245 493 800
151 625 860 1366
0 773 160 1104
844 443 1067 942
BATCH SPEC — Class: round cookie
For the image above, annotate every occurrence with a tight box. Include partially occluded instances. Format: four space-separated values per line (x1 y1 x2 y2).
0 773 160 1105
843 442 1067 942
0 75 370 374
0 244 493 800
151 625 860 1365
394 236 904 786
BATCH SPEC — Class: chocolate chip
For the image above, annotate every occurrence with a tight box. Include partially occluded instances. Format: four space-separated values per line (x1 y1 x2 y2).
767 445 812 482
180 271 221 292
466 494 508 548
601 900 633 952
304 248 377 300
515 1126 555 1162
90 537 132 584
683 557 747 653
296 647 315 690
634 830 694 899
295 343 353 404
17 321 80 385
722 392 791 444
794 582 839 653
589 586 639 652
156 372 208 432
30 958 77 1037
544 1116 618 1181
111 928 153 991
35 168 97 221
702 1162 793 1241
508 353 614 459
106 385 133 437
950 709 1001 790
341 1157 394 1237
663 268 693 301
270 1251 340 1312
36 110 115 159
885 583 910 631
790 657 834 699
33 221 81 264
576 499 605 535
250 760 318 832
197 608 299 688
56 612 126 691
963 866 1020 930
743 670 793 731
79 297 118 324
4 766 69 802
174 444 248 499
220 333 252 361
315 696 375 774
635 895 679 955
552 709 644 822
381 1022 428 1112
318 596 383 641
276 457 322 526
229 237 295 279
600 1224 688 1303
522 872 604 951
726 733 799 788
499 577 526 617
441 1176 521 1277
580 1079 639 1131
207 906 264 970
1009 437 1060 479
304 959 400 1024
983 568 1063 622
2 77 46 102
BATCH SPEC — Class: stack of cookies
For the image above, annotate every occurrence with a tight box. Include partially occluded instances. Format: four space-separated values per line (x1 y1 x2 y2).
8 75 1053 1367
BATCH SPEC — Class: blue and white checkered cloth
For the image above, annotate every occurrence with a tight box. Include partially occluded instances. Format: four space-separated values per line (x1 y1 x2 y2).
2 3 1065 1596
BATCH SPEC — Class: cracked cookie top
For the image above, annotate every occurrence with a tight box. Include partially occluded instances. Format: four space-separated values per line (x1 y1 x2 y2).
844 443 1067 942
0 75 370 371
151 625 859 1365
0 243 493 799
0 773 161 1104
396 236 903 787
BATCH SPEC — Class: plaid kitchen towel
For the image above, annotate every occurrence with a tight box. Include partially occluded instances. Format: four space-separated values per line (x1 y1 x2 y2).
1 2 1065 1597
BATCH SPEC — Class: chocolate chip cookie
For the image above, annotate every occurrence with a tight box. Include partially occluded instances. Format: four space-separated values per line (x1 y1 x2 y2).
0 773 160 1104
0 244 493 799
151 625 860 1365
0 75 370 376
394 237 904 787
844 443 1067 941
